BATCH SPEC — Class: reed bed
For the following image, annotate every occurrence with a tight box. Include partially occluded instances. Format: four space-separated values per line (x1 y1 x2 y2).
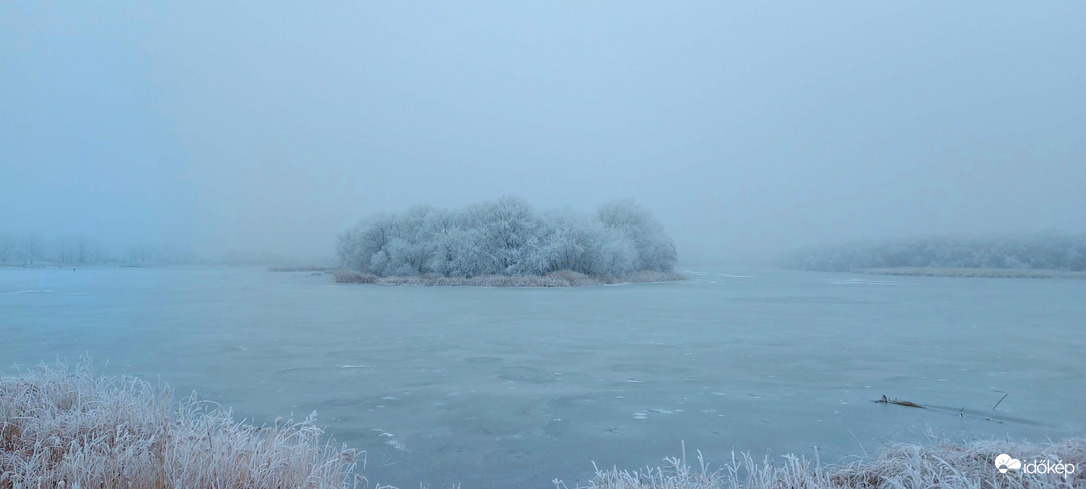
332 269 685 287
0 363 362 489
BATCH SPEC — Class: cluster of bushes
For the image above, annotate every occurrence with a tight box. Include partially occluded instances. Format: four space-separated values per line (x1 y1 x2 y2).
336 197 678 279
781 233 1086 272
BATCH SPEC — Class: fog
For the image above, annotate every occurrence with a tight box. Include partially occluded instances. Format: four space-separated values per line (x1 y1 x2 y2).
3 2 1084 265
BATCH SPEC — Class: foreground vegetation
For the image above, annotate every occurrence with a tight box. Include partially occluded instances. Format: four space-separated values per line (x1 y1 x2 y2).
4 364 1083 488
0 364 362 489
560 438 1084 489
337 197 678 281
782 233 1086 273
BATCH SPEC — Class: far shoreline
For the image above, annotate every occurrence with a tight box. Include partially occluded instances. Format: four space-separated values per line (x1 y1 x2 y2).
852 267 1086 279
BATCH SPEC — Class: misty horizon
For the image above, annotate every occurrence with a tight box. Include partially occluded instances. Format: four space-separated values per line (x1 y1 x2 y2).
3 3 1084 265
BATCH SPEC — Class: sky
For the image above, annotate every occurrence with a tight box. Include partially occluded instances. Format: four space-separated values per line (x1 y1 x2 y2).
2 2 1084 264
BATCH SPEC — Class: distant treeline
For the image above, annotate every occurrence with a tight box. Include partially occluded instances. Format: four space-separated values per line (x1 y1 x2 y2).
336 197 677 278
781 233 1086 272
0 233 312 267
0 234 193 266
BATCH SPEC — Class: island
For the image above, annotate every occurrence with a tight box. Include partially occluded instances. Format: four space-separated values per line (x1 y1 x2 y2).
334 197 684 286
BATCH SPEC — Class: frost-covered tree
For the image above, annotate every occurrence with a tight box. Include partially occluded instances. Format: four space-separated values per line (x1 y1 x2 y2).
54 234 104 264
469 197 548 275
338 214 399 274
542 210 637 275
19 235 44 265
0 233 16 265
429 227 489 277
335 228 367 271
597 200 678 272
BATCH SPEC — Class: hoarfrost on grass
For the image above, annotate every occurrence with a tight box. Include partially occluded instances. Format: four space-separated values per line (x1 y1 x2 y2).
0 362 363 489
557 438 1086 489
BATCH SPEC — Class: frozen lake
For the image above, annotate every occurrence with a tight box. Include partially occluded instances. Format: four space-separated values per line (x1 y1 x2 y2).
1 266 1083 488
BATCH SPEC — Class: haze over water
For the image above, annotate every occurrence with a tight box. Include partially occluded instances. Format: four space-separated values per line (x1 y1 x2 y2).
3 3 1085 263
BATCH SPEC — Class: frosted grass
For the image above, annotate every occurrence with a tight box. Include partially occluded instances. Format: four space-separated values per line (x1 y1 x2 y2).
0 363 363 489
559 438 1085 489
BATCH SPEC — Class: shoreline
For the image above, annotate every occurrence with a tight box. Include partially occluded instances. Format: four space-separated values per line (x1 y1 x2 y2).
853 267 1086 279
332 269 687 287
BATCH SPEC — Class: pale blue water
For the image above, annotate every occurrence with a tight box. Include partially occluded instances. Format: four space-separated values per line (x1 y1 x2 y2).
1 267 1083 488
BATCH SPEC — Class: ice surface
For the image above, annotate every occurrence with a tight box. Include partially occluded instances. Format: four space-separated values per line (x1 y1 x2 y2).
0 266 1083 488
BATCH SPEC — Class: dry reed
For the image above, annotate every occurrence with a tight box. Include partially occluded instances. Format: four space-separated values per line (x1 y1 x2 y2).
332 269 685 287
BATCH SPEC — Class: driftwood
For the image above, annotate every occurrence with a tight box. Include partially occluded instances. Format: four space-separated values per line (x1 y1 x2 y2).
874 394 926 409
